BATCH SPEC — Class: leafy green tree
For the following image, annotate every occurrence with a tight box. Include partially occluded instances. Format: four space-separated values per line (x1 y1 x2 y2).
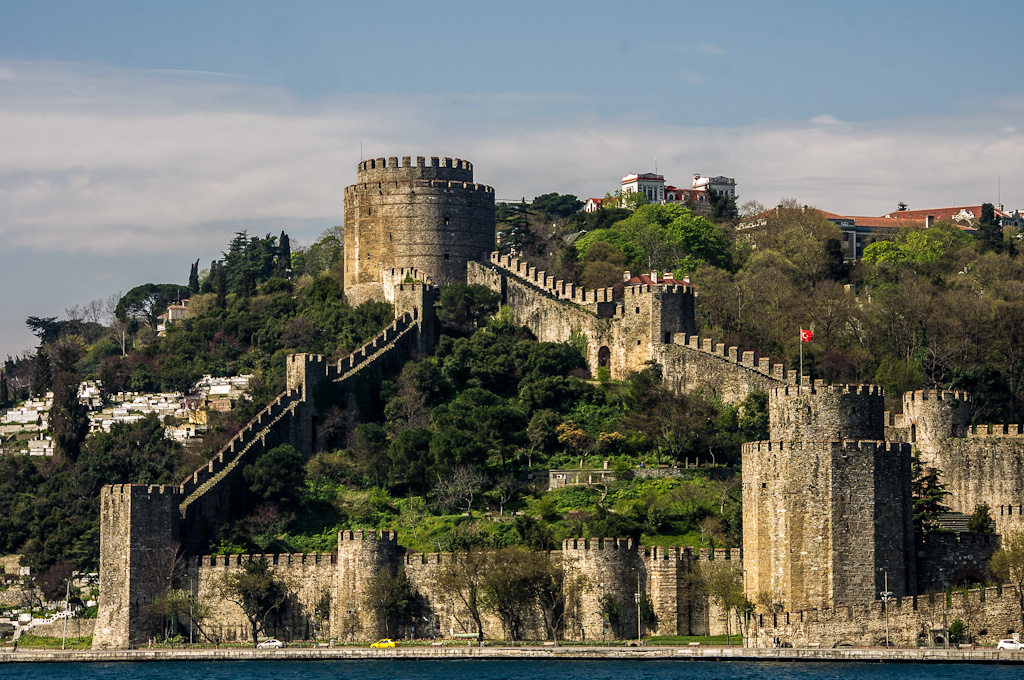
532 193 584 218
438 284 501 335
115 283 192 328
244 444 306 509
218 555 288 646
967 503 994 536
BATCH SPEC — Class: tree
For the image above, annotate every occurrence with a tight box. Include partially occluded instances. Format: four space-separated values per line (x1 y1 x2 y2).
531 554 588 643
911 453 948 535
432 549 489 641
967 503 994 536
276 231 292 278
244 444 306 509
115 283 191 328
362 568 415 639
979 202 1004 252
990 530 1024 631
188 260 200 293
480 546 544 641
438 284 501 335
432 465 486 514
218 555 288 647
48 338 89 462
532 193 584 218
693 559 746 645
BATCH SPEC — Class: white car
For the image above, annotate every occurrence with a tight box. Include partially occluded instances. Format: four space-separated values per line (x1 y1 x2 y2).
997 639 1023 650
257 638 287 649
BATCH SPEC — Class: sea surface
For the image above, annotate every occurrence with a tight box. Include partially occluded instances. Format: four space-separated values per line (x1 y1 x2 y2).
1 660 1021 680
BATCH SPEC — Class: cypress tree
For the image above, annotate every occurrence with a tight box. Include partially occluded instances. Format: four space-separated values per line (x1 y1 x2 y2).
215 261 227 308
188 259 200 293
277 231 291 278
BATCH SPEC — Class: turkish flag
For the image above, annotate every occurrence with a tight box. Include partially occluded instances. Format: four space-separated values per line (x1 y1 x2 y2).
800 329 813 342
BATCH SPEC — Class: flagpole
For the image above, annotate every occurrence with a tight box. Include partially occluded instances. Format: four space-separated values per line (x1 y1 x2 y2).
799 329 803 388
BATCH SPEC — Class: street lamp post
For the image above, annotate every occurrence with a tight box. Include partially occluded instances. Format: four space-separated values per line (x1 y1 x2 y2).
879 568 893 648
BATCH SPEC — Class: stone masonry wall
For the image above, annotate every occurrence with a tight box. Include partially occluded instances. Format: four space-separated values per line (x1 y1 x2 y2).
751 586 1023 648
191 553 336 643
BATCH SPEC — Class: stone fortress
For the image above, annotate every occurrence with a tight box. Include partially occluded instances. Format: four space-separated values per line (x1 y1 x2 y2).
93 155 1024 648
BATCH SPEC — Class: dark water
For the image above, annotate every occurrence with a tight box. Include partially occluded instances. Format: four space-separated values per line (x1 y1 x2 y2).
1 660 1021 680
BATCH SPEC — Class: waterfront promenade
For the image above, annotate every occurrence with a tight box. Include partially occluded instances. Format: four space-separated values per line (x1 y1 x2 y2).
2 645 1023 664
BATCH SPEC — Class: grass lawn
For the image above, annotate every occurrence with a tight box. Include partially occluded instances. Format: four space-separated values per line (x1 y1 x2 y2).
645 634 744 646
7 634 93 649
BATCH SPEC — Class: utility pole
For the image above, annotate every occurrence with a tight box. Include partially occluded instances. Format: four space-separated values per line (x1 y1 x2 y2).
62 578 70 650
880 568 893 648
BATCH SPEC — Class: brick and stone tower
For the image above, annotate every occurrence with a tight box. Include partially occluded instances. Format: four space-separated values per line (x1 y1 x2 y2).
743 384 914 611
343 156 495 305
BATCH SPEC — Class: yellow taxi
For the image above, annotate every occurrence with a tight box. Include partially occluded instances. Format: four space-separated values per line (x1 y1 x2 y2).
371 639 398 648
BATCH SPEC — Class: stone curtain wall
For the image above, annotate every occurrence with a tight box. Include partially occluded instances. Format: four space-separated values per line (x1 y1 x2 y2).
343 156 494 306
191 553 336 643
916 532 997 592
750 586 1024 648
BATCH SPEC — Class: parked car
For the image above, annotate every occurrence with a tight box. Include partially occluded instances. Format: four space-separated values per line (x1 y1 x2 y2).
257 638 287 649
997 639 1023 650
371 639 398 648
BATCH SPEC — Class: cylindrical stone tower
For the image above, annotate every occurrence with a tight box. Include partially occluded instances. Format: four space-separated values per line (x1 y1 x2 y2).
343 156 495 305
901 389 971 465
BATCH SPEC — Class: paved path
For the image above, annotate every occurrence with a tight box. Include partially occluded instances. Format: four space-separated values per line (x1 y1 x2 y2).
2 646 1024 664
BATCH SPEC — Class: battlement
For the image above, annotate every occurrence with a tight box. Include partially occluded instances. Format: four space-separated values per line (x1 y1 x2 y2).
667 334 796 382
104 483 180 497
338 529 398 544
486 251 694 311
344 179 494 194
742 439 911 455
903 389 972 404
919 531 992 547
562 537 635 551
967 423 1024 438
194 552 335 568
771 383 882 398
358 155 473 172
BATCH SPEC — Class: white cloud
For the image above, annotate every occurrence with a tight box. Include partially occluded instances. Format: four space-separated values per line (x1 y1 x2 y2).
2 59 1024 261
695 42 729 56
809 114 843 125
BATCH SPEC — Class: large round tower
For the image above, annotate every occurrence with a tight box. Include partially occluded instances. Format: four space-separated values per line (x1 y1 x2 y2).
343 155 495 305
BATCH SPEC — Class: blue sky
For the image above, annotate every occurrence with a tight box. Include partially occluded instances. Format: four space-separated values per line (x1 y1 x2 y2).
2 0 1024 356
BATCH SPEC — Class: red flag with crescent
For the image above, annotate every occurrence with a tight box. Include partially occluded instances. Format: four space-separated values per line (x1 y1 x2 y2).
800 329 813 342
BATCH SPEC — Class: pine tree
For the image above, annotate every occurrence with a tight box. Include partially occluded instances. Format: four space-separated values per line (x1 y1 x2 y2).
0 371 8 407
